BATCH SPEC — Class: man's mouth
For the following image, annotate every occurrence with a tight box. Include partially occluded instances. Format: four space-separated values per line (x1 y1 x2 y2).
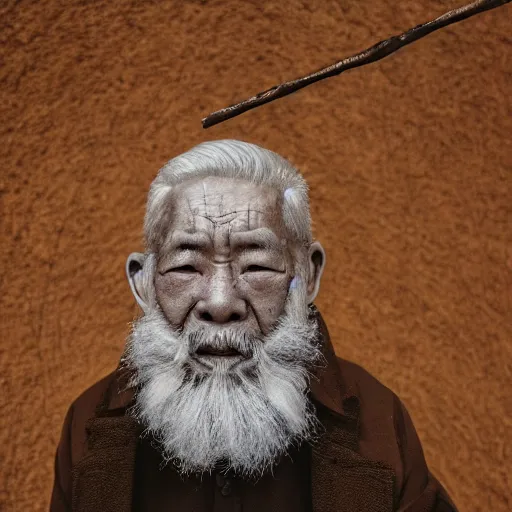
195 346 242 357
191 342 253 370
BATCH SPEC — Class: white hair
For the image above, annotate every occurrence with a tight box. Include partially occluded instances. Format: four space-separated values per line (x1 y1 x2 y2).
144 139 312 252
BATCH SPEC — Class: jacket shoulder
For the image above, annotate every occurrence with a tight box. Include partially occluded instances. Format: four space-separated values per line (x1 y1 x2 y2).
334 357 458 510
50 371 119 509
72 371 117 417
68 371 117 463
336 356 397 405
335 357 405 488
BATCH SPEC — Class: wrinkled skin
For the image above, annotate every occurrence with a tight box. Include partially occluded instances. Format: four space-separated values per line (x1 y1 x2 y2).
129 176 325 340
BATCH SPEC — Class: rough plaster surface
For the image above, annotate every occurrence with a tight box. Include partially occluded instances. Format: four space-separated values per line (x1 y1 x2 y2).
1 0 510 510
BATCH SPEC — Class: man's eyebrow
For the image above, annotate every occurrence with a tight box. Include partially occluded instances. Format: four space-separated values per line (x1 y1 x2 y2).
230 229 283 252
168 231 211 251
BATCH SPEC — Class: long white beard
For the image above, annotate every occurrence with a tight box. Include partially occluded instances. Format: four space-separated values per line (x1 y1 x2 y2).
123 278 324 478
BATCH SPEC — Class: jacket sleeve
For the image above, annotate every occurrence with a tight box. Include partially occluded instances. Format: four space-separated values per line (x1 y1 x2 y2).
49 404 74 511
393 396 458 512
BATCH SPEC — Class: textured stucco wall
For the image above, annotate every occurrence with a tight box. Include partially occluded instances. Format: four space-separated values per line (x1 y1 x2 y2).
1 0 510 510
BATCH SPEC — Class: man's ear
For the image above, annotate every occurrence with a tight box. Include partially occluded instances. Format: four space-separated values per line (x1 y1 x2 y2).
306 241 326 304
126 252 151 314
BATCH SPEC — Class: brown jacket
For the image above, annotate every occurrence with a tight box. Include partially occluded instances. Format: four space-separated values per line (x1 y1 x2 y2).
50 313 458 512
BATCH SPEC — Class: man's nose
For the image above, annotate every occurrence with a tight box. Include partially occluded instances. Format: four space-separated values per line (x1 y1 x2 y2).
193 269 248 324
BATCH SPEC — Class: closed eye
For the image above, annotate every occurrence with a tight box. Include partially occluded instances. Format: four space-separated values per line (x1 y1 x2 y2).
169 265 198 273
245 265 273 272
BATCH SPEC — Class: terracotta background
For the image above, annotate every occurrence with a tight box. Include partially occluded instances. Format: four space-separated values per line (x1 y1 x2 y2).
1 0 510 510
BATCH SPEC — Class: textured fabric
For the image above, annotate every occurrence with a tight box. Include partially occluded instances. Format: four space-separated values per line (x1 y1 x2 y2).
71 417 140 512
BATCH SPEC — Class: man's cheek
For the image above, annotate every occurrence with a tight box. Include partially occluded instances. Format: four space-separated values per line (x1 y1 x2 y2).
155 275 200 322
239 274 289 316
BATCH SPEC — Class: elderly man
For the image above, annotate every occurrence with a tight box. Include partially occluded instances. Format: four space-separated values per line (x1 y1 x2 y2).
50 140 457 511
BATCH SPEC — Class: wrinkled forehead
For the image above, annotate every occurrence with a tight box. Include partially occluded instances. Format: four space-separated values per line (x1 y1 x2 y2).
167 176 285 235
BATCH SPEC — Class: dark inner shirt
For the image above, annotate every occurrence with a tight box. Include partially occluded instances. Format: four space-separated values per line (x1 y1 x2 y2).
132 435 312 512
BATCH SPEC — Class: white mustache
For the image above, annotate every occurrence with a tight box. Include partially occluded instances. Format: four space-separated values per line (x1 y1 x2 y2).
188 329 260 359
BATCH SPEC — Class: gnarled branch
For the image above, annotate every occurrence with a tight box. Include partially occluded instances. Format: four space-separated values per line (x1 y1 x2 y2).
202 0 510 129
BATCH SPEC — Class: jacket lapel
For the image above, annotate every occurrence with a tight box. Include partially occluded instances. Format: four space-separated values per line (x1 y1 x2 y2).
309 309 396 512
71 367 140 512
71 309 396 512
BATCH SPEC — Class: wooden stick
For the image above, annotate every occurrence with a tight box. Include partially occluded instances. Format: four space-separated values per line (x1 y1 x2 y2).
202 0 510 129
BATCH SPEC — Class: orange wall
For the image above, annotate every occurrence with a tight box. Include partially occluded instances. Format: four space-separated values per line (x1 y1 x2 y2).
1 1 510 510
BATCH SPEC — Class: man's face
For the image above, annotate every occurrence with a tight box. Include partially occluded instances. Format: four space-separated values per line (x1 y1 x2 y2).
154 176 295 338
125 176 322 477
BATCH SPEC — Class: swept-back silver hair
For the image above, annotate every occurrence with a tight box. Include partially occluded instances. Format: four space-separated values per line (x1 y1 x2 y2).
144 139 312 251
